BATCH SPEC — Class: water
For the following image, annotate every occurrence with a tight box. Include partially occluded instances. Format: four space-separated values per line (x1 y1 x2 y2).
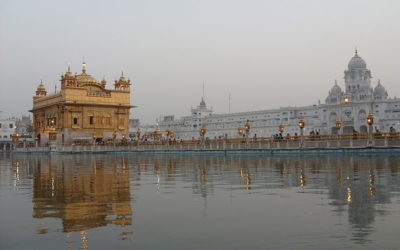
0 153 399 250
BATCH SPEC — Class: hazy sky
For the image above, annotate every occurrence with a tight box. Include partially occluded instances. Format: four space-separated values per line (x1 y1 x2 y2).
0 0 399 123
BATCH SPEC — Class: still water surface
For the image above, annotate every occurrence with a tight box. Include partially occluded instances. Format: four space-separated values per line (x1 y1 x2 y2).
0 153 399 249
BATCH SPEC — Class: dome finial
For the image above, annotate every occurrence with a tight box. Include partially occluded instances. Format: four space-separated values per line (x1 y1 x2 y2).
67 63 71 72
355 46 358 56
82 61 86 73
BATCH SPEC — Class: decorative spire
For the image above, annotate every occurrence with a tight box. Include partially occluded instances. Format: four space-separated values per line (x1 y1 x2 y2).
67 63 71 72
121 71 124 77
355 47 358 56
82 61 87 73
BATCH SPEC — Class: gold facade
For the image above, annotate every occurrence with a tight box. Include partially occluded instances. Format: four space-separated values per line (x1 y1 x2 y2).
31 63 133 144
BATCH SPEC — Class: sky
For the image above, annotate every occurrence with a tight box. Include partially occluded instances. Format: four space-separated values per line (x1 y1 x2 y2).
0 0 399 123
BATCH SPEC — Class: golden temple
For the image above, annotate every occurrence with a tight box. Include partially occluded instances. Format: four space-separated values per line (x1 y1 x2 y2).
31 62 133 145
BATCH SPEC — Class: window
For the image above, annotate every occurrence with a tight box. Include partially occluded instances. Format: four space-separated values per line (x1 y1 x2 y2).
0 123 2 128
9 124 13 128
89 116 94 125
73 118 78 125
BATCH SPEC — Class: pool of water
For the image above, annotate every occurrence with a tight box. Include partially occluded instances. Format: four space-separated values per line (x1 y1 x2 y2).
0 153 399 249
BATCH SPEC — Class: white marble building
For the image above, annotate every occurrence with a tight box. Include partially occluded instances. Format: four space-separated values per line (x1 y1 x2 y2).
0 119 16 141
156 51 400 139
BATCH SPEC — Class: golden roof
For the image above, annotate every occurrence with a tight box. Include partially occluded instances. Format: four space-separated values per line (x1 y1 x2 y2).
76 73 98 84
37 81 46 91
76 62 99 84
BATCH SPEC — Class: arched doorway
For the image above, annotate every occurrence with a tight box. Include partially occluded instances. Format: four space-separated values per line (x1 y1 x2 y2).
343 126 354 134
360 125 368 133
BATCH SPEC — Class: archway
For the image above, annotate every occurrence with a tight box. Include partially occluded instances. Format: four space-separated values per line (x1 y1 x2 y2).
360 125 368 133
329 112 337 122
343 126 354 134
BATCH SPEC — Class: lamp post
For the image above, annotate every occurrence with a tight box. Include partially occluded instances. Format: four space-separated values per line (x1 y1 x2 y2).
166 129 173 145
237 125 244 137
335 120 342 135
135 128 141 146
199 125 206 147
298 118 305 148
12 133 20 150
154 127 162 142
244 120 251 145
279 123 285 134
367 113 374 145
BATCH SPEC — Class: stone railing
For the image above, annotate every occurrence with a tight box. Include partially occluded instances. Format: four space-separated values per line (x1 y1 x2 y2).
11 132 400 153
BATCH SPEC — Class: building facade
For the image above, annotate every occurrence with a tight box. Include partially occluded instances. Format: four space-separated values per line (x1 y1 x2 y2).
157 51 400 139
0 119 16 141
31 62 133 145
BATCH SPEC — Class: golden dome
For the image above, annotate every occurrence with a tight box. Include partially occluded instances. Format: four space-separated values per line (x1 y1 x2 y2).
75 62 98 84
76 73 98 84
115 71 131 88
37 81 46 91
64 64 74 78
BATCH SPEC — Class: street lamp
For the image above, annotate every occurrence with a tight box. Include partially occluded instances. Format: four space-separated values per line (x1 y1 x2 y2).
154 127 162 142
298 118 305 148
367 113 374 145
135 128 141 145
199 125 206 146
335 120 342 135
237 125 244 137
279 123 285 133
244 120 251 145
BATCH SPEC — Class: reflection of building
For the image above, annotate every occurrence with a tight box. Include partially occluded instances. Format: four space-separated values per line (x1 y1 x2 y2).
158 51 400 139
30 63 133 145
31 155 132 232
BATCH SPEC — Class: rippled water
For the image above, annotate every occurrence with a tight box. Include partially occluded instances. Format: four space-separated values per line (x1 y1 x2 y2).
0 153 399 250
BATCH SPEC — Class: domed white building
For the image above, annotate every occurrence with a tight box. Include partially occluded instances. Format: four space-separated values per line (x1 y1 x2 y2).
155 51 400 139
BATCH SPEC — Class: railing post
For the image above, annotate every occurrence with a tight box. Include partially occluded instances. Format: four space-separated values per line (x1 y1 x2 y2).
384 134 388 147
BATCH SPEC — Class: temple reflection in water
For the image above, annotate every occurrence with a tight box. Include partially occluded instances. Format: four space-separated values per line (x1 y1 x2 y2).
14 154 132 236
8 153 400 247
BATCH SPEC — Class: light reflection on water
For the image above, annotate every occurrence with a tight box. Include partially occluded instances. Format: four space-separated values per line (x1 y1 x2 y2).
0 153 400 250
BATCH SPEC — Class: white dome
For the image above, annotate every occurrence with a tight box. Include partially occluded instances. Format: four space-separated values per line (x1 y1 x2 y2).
348 51 366 70
330 82 342 94
374 81 387 97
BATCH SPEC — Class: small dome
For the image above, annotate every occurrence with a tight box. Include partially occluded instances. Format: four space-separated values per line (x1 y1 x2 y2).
64 64 74 78
348 50 366 70
374 81 388 98
330 81 342 94
115 71 130 87
37 81 46 91
117 71 128 84
64 71 74 78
